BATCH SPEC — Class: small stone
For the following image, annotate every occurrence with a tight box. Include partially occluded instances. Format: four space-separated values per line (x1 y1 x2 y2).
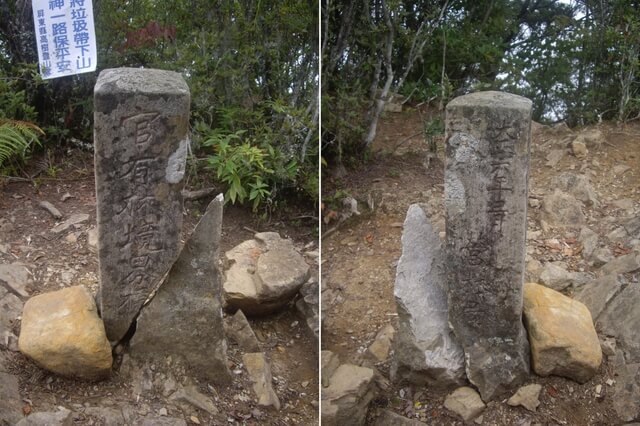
601 337 617 357
87 227 98 250
170 385 218 415
39 201 63 220
243 352 281 410
225 309 260 352
321 364 377 426
0 263 30 297
444 387 485 422
541 190 585 227
571 139 588 158
606 379 614 386
601 251 640 276
595 384 602 396
366 324 394 363
50 213 89 234
321 350 340 387
19 286 112 380
190 416 200 425
158 407 168 416
507 384 542 412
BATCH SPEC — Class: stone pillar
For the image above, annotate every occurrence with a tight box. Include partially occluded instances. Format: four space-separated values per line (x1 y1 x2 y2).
94 68 189 343
444 91 532 401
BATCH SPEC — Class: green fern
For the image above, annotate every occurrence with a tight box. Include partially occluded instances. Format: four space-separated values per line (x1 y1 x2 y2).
0 119 44 168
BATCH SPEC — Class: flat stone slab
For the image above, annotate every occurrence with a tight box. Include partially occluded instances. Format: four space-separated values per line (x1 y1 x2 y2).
597 283 640 363
19 286 112 380
0 263 30 298
130 195 231 384
223 232 310 315
94 68 190 343
243 352 281 410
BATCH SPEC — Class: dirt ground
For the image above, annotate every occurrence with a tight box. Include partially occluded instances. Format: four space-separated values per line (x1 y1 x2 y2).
321 106 640 425
0 151 318 425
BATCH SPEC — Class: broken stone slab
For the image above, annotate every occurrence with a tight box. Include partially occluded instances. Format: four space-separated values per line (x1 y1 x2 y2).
94 68 189 343
550 173 599 207
225 309 260 352
39 201 63 220
321 364 377 426
50 213 89 234
445 91 532 400
507 383 542 412
18 286 112 380
321 350 340 387
523 283 602 383
613 360 640 422
367 324 395 363
223 232 310 316
373 409 426 425
130 195 231 384
607 216 640 243
443 386 485 422
0 263 30 298
15 407 73 426
575 274 623 320
169 384 218 415
0 292 22 351
541 189 586 227
539 262 584 292
295 277 319 340
242 352 281 410
597 284 640 363
600 251 640 276
0 370 23 425
392 204 465 388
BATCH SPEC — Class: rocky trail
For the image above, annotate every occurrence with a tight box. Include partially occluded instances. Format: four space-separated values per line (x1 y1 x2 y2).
0 152 318 426
321 106 640 425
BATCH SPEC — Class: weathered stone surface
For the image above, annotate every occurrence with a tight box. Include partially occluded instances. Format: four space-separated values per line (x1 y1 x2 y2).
445 91 531 400
15 407 73 426
550 173 598 207
579 227 599 258
523 283 601 383
50 213 89 234
0 370 22 425
507 383 542 412
367 324 395 363
169 385 218 415
296 277 319 340
598 284 640 363
607 216 640 243
19 286 112 380
373 409 426 425
223 232 310 315
242 352 280 410
225 309 260 352
541 189 585 227
83 407 126 426
613 361 640 422
443 387 485 422
539 262 590 292
601 251 640 276
392 204 465 388
0 263 30 297
575 274 622 320
321 364 377 426
130 195 231 384
94 68 189 343
571 139 588 158
0 292 22 348
321 350 340 387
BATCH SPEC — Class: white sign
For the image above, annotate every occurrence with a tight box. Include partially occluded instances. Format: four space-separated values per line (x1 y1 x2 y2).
32 0 97 79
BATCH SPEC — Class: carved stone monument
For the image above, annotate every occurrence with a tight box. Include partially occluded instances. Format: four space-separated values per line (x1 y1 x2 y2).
445 91 532 400
94 68 189 342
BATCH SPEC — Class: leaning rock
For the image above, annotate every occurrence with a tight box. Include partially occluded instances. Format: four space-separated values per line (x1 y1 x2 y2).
223 232 310 315
130 195 232 384
242 352 280 410
0 263 30 298
392 204 465 388
296 277 319 340
507 383 542 412
443 387 485 422
321 364 377 426
597 284 640 363
16 407 73 426
551 173 598 207
541 190 585 227
367 324 395 363
225 309 260 352
523 283 602 383
575 275 622 320
18 286 112 380
613 361 640 422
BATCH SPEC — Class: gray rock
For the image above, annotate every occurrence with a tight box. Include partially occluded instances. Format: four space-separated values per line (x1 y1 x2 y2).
223 232 310 315
321 364 377 426
0 371 22 425
296 277 319 340
16 407 73 426
225 309 260 352
579 227 599 258
130 195 231 384
321 350 340 387
598 284 640 363
0 263 30 297
373 410 425 425
169 385 218 415
601 251 640 276
445 92 531 401
550 173 599 207
571 139 588 158
242 352 280 410
525 257 543 283
614 361 640 422
392 204 465 388
539 262 575 291
546 149 565 167
366 324 395 363
507 384 542 412
591 247 614 267
541 189 585 227
83 407 125 426
444 386 485 422
95 68 189 343
50 213 89 234
607 217 640 243
39 201 63 220
0 293 22 348
575 275 622 320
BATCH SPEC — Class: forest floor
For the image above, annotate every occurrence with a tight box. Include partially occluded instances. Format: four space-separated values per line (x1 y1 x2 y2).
0 151 318 426
322 106 640 425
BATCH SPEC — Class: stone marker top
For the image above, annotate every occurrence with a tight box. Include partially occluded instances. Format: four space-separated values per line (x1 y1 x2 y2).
95 68 189 96
447 91 532 112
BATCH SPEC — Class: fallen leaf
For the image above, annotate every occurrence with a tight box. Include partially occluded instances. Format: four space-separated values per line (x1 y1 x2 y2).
22 405 32 415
